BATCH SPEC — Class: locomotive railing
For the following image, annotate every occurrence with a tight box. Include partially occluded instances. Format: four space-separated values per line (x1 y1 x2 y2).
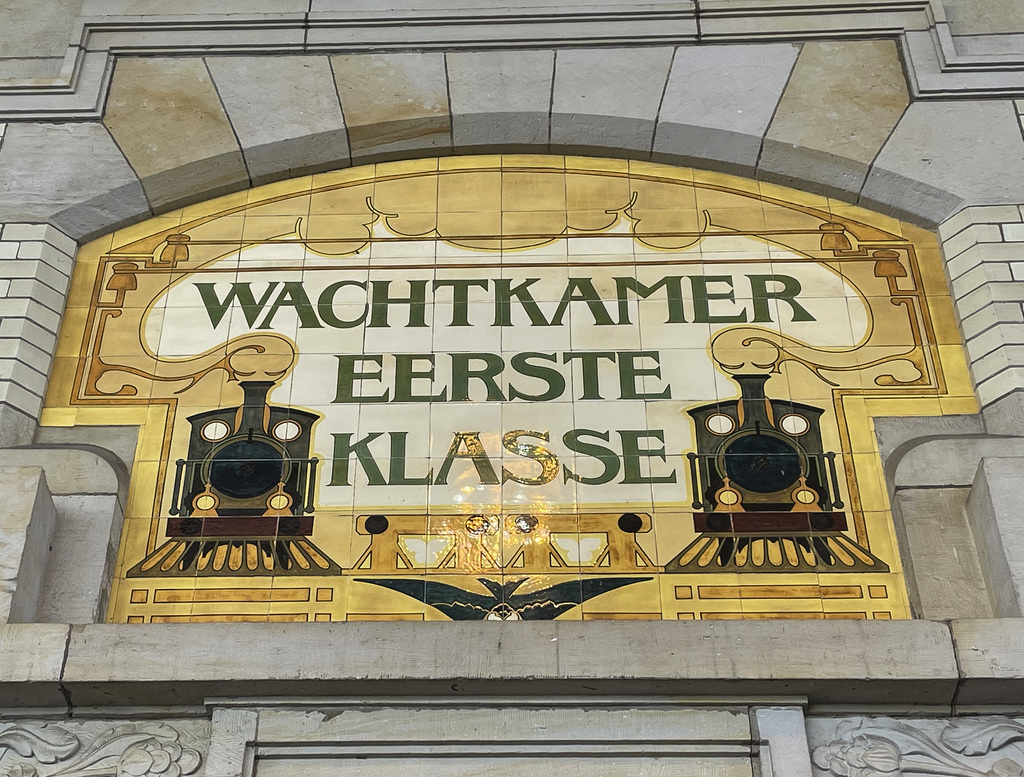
685 450 844 512
167 456 319 516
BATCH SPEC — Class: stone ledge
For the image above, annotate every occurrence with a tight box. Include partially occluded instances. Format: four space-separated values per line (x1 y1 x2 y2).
953 618 1024 706
53 619 958 707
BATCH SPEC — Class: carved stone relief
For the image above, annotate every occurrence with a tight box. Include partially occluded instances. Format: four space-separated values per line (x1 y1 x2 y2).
0 721 209 777
808 717 1024 777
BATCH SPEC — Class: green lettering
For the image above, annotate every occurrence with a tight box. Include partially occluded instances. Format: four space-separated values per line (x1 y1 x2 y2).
433 279 489 326
618 430 676 484
507 352 566 402
563 352 617 400
317 280 368 328
195 282 278 328
329 432 386 486
334 355 390 404
747 274 815 323
492 279 552 326
549 278 615 326
394 354 446 403
614 276 686 324
434 432 501 485
259 281 323 329
689 275 748 324
368 279 428 327
562 429 620 485
388 432 433 485
617 350 671 400
450 353 506 401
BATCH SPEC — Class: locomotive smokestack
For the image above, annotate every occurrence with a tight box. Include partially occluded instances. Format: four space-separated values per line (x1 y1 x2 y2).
733 374 773 428
237 380 274 434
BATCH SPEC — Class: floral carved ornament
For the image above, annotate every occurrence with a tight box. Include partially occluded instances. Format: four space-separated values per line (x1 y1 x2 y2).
0 722 203 777
814 718 1024 777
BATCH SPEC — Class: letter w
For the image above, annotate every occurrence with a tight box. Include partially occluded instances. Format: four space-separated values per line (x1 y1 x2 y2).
194 282 280 328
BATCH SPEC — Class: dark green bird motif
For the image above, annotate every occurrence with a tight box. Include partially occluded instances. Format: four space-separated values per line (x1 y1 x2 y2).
356 576 651 620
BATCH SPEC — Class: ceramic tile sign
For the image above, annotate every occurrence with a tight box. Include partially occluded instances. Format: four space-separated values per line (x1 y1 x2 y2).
43 157 974 623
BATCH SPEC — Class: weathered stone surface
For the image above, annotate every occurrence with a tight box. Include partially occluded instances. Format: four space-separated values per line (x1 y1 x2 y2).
892 487 993 620
953 618 1024 705
62 620 957 706
447 50 553 151
0 0 81 59
8 448 124 503
37 494 123 624
967 457 1024 617
206 56 349 186
0 623 69 707
0 123 149 241
893 437 1024 488
332 53 450 161
862 100 1024 226
760 41 908 198
754 708 811 777
944 0 1024 35
551 47 674 155
0 467 56 624
654 43 798 175
103 58 249 211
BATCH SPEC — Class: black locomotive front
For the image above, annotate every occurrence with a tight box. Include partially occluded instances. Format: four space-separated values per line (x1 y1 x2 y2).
168 380 319 539
129 380 340 577
686 373 845 532
668 373 888 573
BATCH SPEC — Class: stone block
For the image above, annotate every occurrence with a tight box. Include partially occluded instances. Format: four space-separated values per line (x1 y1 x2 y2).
551 620 957 704
953 618 1024 705
978 365 1024 408
971 344 1024 385
944 0 1024 35
0 123 150 241
942 223 1004 262
948 242 1024 284
0 0 81 59
965 323 1024 365
760 41 908 198
551 48 674 156
0 382 44 418
0 623 70 707
0 466 57 623
894 437 1024 488
653 43 798 175
447 50 553 150
9 448 124 503
938 205 1024 243
206 56 349 186
332 53 451 161
753 707 811 777
0 403 36 448
863 101 1024 226
103 58 249 212
0 223 76 256
892 487 993 620
951 261 1014 299
967 457 1024 616
61 620 957 706
983 388 1024 435
37 494 123 625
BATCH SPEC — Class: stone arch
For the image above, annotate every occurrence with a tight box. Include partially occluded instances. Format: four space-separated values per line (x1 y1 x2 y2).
9 44 1019 244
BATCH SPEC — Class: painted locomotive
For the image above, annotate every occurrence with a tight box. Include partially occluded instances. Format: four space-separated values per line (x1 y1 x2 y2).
129 380 339 577
667 373 888 573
